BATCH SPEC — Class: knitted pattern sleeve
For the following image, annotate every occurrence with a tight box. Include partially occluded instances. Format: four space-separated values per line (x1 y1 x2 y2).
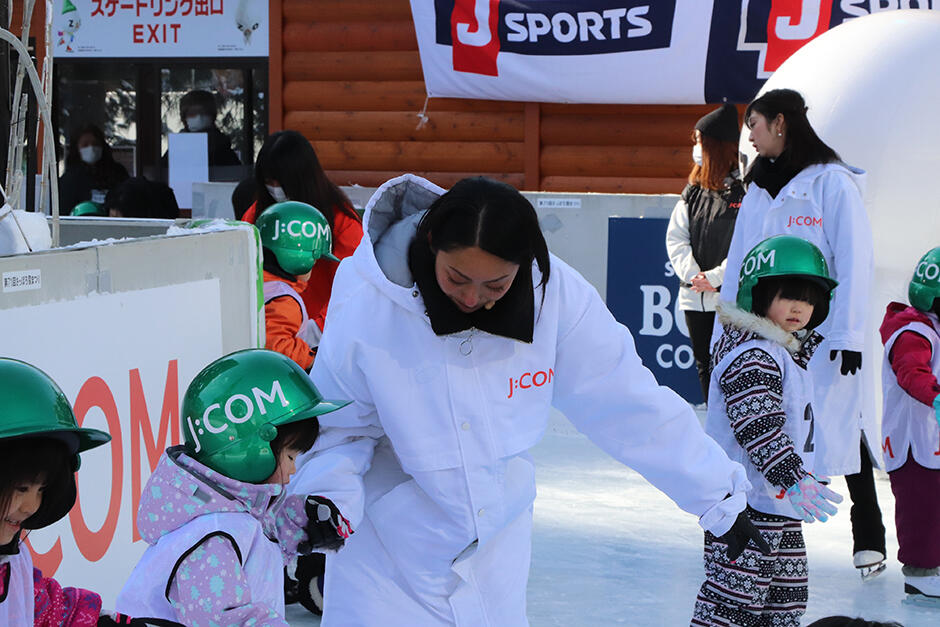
719 347 808 490
32 567 102 626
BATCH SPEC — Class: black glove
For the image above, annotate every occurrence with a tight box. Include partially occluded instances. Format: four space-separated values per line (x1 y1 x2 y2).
720 511 772 562
830 349 862 375
297 496 353 553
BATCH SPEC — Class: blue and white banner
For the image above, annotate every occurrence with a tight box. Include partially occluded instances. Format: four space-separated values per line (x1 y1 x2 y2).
412 1 939 104
607 217 703 404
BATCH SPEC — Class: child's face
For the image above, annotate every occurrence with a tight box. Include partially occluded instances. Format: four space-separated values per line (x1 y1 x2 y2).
264 447 303 486
1 479 44 544
766 294 814 332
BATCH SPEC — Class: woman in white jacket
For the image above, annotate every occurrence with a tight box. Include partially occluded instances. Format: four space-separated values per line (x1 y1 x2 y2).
288 174 773 625
666 103 745 402
718 88 886 578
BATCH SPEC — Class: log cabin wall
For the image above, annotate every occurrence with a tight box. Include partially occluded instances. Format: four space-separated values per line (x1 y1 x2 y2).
276 0 733 194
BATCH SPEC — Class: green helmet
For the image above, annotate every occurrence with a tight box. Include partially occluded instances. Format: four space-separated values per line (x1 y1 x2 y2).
737 235 839 329
909 246 940 313
71 201 104 217
256 201 339 276
181 349 350 483
0 358 111 528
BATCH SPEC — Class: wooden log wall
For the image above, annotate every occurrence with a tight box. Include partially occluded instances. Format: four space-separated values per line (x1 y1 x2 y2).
275 0 729 194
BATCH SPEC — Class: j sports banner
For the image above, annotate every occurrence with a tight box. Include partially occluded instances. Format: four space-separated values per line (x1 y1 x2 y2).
52 0 268 58
412 1 938 104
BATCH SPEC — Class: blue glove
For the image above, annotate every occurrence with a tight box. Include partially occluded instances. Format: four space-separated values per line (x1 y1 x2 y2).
934 395 940 429
785 475 843 523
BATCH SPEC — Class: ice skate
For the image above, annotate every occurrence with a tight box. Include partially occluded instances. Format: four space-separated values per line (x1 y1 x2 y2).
853 550 887 581
903 574 940 608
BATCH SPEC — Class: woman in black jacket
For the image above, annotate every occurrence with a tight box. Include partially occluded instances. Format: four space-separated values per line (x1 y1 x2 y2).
665 104 744 402
58 124 129 214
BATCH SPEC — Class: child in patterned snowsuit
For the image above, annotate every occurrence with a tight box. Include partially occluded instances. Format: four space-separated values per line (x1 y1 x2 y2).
115 349 352 626
692 236 844 627
879 246 940 605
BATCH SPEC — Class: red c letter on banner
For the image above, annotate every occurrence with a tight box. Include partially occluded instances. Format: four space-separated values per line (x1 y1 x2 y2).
69 377 123 562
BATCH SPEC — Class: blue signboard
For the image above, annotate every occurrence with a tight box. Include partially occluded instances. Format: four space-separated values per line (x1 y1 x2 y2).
606 217 703 404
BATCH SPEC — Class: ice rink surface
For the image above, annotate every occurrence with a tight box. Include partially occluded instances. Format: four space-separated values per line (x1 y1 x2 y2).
286 409 935 626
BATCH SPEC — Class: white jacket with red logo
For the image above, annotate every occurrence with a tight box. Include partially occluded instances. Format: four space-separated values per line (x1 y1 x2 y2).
717 162 877 475
290 174 751 626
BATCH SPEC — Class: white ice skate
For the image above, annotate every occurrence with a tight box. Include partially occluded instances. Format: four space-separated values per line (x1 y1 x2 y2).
903 574 940 608
853 550 886 581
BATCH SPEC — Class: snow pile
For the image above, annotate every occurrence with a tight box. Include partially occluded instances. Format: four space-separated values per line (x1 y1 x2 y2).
0 204 52 255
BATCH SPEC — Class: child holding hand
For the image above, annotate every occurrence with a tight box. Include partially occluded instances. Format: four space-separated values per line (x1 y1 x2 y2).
116 349 351 626
692 236 843 626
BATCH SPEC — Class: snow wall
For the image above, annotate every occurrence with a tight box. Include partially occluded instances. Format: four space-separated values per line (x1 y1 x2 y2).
0 223 262 604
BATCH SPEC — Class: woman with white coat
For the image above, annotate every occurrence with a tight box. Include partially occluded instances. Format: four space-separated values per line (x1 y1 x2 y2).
717 88 886 579
289 174 772 625
666 103 745 402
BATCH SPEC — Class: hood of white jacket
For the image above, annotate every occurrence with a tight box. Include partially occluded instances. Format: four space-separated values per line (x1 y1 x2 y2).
783 161 866 200
347 174 446 316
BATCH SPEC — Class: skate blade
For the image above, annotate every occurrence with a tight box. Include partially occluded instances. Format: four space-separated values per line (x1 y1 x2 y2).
859 562 887 581
903 593 940 608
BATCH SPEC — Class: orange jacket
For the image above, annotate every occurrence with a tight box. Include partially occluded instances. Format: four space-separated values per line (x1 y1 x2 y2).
263 271 314 370
244 201 363 331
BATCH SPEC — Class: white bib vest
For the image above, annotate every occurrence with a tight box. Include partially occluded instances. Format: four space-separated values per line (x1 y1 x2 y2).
881 316 940 472
263 280 322 348
115 512 284 621
706 338 816 518
0 549 35 626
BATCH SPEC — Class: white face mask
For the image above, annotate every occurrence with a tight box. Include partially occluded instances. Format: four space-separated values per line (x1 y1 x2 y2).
79 145 103 165
266 184 288 203
692 143 703 166
185 115 212 132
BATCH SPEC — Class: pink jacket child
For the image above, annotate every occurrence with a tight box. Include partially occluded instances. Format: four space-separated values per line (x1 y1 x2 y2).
878 247 940 605
115 350 352 626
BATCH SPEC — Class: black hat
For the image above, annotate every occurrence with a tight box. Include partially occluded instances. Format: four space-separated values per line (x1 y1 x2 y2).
695 104 740 143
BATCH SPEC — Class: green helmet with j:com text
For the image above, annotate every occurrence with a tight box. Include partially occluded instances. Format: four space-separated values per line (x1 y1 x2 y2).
181 349 349 483
737 235 838 328
256 201 339 276
909 246 940 313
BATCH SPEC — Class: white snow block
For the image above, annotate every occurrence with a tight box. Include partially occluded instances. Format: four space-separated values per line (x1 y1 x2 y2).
0 204 53 255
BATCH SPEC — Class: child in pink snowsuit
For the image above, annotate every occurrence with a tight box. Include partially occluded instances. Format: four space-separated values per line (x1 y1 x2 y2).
879 246 940 605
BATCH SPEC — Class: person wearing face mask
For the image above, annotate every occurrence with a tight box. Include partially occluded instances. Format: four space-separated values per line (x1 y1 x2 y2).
160 90 241 172
58 124 129 215
240 130 363 335
665 104 744 402
717 88 885 581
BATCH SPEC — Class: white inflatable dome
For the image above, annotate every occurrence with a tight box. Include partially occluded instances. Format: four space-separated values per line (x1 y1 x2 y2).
739 9 940 306
738 9 940 430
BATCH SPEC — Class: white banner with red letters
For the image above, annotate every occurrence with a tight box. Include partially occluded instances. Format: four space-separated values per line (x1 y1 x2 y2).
52 0 268 58
411 1 939 104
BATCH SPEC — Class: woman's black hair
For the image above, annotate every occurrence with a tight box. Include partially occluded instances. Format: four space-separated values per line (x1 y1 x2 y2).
271 419 320 459
744 89 840 185
0 437 75 533
104 177 180 219
415 177 551 298
254 130 359 227
64 124 119 169
752 276 830 330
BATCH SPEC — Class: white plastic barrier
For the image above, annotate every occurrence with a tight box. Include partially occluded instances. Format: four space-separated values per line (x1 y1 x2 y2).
0 224 262 604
